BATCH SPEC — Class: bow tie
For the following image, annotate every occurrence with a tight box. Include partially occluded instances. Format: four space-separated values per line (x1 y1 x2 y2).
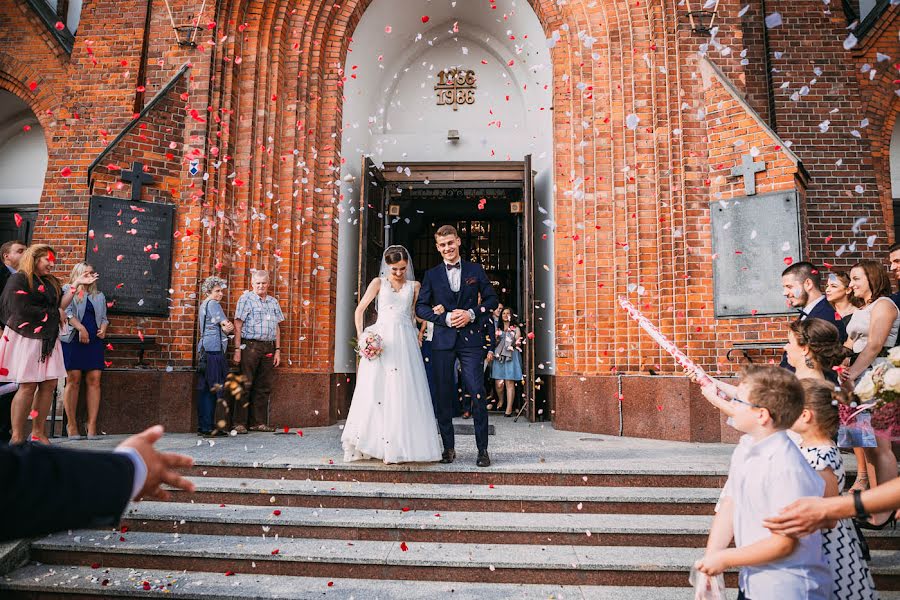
445 262 461 271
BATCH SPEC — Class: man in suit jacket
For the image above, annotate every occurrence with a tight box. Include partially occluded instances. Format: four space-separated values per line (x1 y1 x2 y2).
0 239 25 444
888 242 900 308
416 225 499 467
1 425 195 542
780 262 846 370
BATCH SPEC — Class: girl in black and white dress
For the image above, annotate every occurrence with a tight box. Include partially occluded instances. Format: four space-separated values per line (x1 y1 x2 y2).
793 379 877 600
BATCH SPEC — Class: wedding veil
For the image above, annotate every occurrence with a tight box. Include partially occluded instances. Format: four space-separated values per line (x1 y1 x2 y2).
378 245 416 281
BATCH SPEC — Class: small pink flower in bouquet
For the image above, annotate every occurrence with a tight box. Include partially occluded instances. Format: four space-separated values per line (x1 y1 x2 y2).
357 331 384 361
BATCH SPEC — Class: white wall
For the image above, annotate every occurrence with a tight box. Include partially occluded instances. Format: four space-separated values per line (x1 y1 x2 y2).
0 91 46 206
335 0 555 374
892 117 900 199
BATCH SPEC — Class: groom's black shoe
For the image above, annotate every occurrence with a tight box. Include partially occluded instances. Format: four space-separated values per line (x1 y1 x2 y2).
440 449 456 464
476 450 491 468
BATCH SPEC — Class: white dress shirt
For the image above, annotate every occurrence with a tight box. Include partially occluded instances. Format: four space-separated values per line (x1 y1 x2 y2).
443 261 475 327
114 446 148 501
722 430 831 599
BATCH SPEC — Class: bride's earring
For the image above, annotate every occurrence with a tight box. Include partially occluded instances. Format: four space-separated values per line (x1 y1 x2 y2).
804 354 815 369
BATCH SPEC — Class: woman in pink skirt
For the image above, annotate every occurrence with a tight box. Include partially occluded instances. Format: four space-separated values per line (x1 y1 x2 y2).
1 244 97 444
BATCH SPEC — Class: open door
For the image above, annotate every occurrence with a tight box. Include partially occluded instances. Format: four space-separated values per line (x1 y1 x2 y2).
521 155 537 421
357 157 387 328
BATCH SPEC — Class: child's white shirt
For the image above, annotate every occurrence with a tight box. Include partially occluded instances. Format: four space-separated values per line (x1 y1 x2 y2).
721 430 831 599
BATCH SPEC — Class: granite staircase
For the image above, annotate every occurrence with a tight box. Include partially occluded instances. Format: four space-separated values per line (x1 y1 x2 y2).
2 434 900 599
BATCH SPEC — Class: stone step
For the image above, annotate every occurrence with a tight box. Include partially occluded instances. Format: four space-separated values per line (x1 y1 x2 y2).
26 531 900 589
121 502 900 550
168 477 721 514
185 462 726 488
0 564 711 599
122 502 713 547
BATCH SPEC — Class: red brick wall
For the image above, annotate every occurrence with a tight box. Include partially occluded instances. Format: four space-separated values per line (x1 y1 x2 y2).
0 0 894 398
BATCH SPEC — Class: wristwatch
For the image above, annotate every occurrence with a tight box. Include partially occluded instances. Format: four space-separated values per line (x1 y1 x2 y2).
853 489 870 520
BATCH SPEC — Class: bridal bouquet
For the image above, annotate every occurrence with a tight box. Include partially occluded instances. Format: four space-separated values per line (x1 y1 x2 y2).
853 347 900 410
357 331 384 361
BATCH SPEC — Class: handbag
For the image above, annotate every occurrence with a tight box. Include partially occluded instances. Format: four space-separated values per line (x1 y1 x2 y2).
197 303 209 374
837 410 877 448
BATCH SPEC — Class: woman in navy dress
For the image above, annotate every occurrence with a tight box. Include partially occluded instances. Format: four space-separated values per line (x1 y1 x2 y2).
61 262 109 439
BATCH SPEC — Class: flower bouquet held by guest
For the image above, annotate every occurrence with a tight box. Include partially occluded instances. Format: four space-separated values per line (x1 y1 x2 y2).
491 307 523 417
342 245 442 464
196 276 235 437
841 259 900 528
59 262 109 440
232 269 284 434
0 245 97 444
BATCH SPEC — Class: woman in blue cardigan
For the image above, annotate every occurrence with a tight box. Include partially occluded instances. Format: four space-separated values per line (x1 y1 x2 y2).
61 262 109 439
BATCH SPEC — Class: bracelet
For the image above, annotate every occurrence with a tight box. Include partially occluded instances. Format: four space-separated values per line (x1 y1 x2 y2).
853 489 870 520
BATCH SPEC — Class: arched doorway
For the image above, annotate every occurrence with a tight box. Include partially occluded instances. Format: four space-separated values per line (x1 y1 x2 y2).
0 90 45 243
334 0 556 419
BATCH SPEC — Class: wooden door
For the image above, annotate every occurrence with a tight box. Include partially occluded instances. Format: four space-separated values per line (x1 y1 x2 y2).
357 157 387 328
522 155 537 421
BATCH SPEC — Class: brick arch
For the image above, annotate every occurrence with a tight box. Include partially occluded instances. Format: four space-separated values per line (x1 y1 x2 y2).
207 0 706 377
0 51 63 151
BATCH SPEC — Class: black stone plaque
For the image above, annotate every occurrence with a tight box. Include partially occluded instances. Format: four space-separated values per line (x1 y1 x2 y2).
85 196 175 317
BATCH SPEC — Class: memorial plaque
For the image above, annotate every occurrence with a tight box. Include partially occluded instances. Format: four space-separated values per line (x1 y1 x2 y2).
85 196 175 317
710 190 802 318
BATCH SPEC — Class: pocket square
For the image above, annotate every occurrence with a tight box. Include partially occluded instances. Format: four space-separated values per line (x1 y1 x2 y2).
465 276 477 285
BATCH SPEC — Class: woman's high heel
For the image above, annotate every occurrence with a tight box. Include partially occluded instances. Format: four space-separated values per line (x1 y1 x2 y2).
855 512 898 531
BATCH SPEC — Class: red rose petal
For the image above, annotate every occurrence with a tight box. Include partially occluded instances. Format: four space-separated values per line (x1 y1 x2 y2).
224 571 235 576
60 167 72 177
13 213 22 227
29 409 38 419
273 510 281 516
55 21 64 30
421 15 429 23
400 542 409 551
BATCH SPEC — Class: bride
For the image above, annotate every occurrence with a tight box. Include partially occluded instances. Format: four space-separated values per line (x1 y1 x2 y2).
341 245 443 463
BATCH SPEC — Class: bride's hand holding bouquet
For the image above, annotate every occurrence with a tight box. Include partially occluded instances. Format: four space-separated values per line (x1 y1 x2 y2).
356 330 384 361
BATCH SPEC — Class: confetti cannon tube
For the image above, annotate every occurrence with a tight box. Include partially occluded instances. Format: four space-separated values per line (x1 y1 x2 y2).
618 296 721 392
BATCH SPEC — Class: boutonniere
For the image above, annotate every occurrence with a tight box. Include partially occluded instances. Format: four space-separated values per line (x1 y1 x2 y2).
465 276 477 286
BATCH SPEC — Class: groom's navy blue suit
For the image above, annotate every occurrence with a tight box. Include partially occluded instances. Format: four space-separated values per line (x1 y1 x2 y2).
417 261 498 452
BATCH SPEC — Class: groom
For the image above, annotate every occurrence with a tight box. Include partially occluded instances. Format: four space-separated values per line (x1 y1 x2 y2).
417 225 499 467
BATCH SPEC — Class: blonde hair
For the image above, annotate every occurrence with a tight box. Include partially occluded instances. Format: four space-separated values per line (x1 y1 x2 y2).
18 244 61 296
68 262 98 296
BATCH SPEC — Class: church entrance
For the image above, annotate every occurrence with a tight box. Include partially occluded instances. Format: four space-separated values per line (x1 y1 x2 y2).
357 159 543 421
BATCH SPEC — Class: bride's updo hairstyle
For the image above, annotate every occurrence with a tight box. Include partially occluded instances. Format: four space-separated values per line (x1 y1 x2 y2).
788 317 852 373
384 245 409 265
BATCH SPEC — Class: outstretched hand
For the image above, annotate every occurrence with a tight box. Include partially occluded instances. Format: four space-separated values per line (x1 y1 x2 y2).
117 425 195 501
763 497 835 537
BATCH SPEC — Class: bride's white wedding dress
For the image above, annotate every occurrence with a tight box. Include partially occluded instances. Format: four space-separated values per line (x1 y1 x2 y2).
341 277 443 463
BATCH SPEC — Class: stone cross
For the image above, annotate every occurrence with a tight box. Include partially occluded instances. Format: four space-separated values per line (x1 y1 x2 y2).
730 154 766 196
120 161 155 201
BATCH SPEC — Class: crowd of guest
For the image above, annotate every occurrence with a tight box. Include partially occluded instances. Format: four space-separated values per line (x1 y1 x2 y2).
689 243 900 599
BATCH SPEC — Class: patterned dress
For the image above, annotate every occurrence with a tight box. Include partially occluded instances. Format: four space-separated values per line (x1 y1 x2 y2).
800 444 878 600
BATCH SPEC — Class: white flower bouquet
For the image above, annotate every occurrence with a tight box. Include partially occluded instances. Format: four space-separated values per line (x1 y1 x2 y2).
853 348 900 410
356 331 384 361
